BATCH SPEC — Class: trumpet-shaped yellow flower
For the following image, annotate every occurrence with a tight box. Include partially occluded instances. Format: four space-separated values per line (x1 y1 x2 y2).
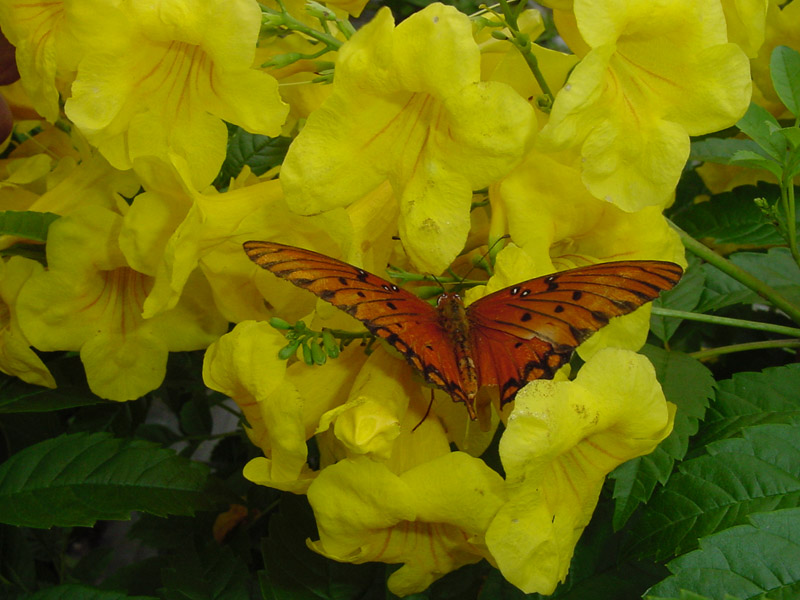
485 348 675 594
538 0 751 211
0 0 122 121
203 320 317 493
0 257 55 388
15 205 226 401
307 452 505 596
64 0 288 189
280 3 535 273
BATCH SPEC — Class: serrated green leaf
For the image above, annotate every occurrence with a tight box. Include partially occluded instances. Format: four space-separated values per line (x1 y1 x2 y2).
651 265 705 342
700 363 800 444
689 138 764 164
696 248 800 312
0 211 61 242
0 432 218 527
23 584 157 600
770 46 800 117
214 130 292 186
610 348 713 529
161 545 250 600
670 183 793 247
645 507 800 600
627 424 800 562
736 103 786 161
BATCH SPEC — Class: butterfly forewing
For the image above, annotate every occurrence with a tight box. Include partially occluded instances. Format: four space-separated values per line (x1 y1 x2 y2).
467 260 683 405
243 241 467 403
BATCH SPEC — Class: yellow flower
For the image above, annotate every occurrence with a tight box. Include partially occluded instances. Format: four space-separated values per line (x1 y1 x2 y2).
750 0 800 117
538 0 751 210
0 256 55 388
15 205 226 401
64 0 288 189
307 452 505 596
0 0 122 121
720 0 768 59
1 150 139 250
203 320 317 493
280 3 535 273
485 347 675 594
120 160 353 324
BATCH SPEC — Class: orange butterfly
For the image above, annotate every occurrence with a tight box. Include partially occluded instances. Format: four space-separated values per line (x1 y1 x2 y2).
244 241 682 419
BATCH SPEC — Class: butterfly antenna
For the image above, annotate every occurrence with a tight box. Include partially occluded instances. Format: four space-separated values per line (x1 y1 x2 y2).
454 234 510 293
412 389 435 433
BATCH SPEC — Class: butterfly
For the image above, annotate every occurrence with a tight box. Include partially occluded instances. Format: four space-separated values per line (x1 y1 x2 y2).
243 241 683 419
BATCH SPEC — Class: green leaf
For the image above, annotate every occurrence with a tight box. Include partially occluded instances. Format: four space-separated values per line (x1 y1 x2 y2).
0 524 36 593
728 150 783 178
161 545 251 600
700 363 800 444
670 183 793 246
697 248 800 312
0 211 61 242
23 584 157 600
214 130 292 187
610 348 713 529
736 103 787 161
0 371 104 414
651 263 705 342
0 432 218 527
770 46 800 117
689 138 764 164
645 508 800 600
626 424 800 562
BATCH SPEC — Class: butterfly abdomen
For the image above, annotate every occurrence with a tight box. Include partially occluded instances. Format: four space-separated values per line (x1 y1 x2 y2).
436 293 479 417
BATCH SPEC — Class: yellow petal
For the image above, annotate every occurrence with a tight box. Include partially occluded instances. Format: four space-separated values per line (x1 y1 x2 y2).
0 257 56 388
281 4 534 273
486 347 675 594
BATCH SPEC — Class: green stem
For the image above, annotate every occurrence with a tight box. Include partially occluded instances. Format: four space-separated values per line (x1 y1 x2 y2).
261 2 343 50
494 0 554 103
652 307 800 337
783 170 800 266
668 218 800 326
690 338 800 360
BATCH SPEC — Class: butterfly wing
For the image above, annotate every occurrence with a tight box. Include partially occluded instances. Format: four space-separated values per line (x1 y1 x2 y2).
243 241 470 405
467 260 683 406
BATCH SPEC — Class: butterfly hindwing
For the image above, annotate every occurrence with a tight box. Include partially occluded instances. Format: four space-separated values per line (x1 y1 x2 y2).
243 241 467 402
467 260 683 405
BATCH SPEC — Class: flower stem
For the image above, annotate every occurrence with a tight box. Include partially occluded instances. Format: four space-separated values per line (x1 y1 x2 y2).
690 338 800 360
668 218 800 325
782 170 800 267
652 307 800 337
492 0 554 103
260 2 344 51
